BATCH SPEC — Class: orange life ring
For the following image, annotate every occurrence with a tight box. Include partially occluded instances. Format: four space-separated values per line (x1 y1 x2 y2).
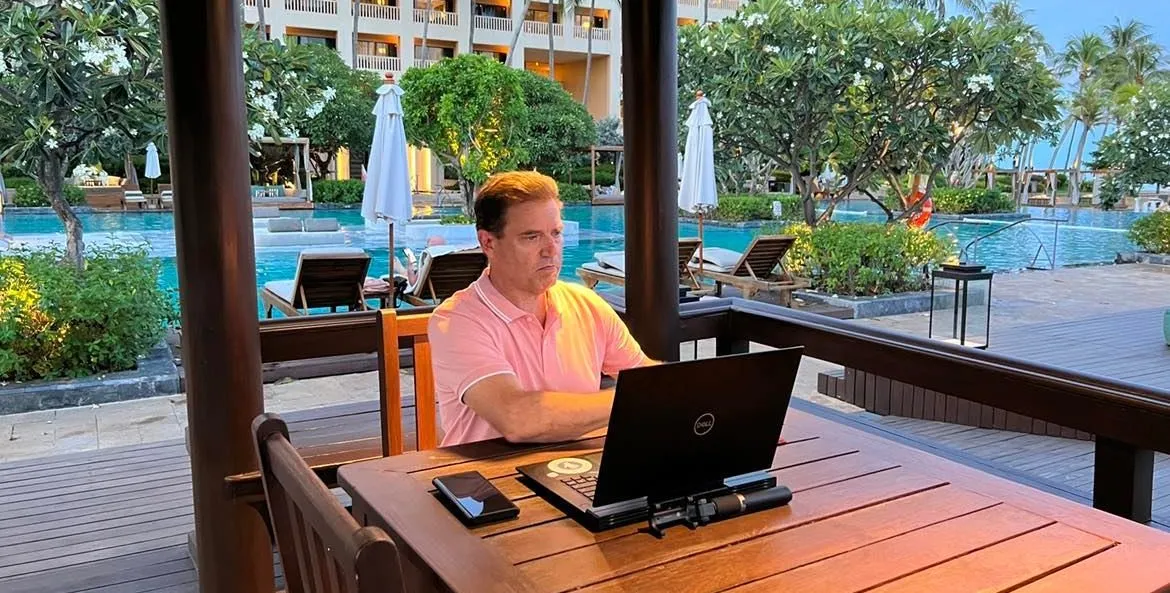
908 193 933 228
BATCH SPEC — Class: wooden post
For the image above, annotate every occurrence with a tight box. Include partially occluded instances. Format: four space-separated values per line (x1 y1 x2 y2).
157 1 273 591
621 0 679 362
1093 436 1154 523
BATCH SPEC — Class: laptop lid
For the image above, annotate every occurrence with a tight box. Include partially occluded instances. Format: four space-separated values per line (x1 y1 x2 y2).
590 347 803 507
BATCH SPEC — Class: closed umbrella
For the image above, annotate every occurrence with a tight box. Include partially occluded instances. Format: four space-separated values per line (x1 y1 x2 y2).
678 90 718 277
362 72 414 278
144 142 162 194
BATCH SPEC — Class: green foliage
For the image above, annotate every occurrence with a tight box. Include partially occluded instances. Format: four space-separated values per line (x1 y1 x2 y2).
596 117 623 146
401 55 529 211
1095 83 1170 191
312 179 364 205
242 28 334 145
298 46 380 175
678 0 1059 225
557 182 589 204
440 214 475 225
12 184 84 207
516 70 597 178
930 188 1015 214
560 164 615 186
1097 174 1125 210
1129 212 1170 254
0 246 177 382
778 222 954 296
709 194 801 222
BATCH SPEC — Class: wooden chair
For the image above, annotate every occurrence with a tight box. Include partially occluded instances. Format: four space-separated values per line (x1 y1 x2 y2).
378 309 439 456
84 187 125 211
577 237 705 292
252 412 405 593
398 248 487 306
690 235 810 306
261 248 375 317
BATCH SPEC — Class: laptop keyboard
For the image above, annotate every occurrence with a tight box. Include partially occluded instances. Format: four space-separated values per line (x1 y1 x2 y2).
560 474 598 499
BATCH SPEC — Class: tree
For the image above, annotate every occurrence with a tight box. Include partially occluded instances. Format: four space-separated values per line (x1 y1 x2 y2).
0 0 164 268
506 1 533 68
299 46 379 178
575 0 598 108
547 1 556 81
1095 83 1170 200
401 55 529 212
515 69 597 178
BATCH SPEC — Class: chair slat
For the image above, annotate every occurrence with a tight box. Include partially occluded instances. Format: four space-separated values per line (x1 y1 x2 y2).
378 311 438 456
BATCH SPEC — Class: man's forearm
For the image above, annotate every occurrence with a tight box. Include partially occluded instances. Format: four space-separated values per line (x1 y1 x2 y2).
500 389 615 443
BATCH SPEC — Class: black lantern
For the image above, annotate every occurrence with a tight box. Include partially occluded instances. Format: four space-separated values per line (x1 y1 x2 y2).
929 263 993 349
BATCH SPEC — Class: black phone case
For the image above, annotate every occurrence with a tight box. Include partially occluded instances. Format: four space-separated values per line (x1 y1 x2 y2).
432 473 520 527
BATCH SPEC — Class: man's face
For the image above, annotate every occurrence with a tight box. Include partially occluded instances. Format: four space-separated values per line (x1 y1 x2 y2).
479 199 564 296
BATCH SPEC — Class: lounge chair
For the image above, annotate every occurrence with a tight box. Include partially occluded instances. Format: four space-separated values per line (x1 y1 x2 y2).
260 247 375 317
123 190 147 210
577 237 705 292
689 235 809 306
394 245 487 306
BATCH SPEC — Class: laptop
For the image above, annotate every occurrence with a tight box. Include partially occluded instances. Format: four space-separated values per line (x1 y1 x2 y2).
516 347 803 532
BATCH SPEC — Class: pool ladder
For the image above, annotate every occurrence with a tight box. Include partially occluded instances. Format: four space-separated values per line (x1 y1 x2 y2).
927 217 1069 270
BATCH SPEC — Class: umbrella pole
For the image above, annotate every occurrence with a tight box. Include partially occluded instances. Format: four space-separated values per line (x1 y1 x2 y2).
698 211 704 280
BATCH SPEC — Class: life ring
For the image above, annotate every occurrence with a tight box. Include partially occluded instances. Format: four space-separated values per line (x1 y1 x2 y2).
908 193 933 228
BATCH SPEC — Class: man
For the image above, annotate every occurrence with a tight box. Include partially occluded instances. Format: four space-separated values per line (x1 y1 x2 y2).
428 171 651 446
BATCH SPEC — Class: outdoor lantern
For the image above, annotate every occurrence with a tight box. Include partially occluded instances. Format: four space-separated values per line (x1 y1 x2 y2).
929 263 993 349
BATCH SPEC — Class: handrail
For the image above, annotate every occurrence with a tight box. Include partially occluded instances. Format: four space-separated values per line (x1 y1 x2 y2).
960 217 1068 270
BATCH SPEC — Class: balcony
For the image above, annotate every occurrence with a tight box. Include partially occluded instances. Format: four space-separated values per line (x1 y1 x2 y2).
412 57 440 68
413 9 458 27
242 0 272 6
474 15 512 32
355 1 400 20
355 54 402 73
285 0 337 14
523 19 564 37
573 25 611 41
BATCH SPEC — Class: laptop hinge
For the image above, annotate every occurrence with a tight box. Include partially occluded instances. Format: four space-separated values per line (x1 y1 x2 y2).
644 472 789 539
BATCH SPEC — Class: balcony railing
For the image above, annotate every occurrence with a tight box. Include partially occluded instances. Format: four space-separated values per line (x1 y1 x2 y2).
413 9 458 27
355 54 402 73
474 15 512 32
242 0 272 7
286 0 337 14
412 58 439 69
678 0 700 5
523 20 563 36
573 25 611 41
356 2 399 20
709 0 741 9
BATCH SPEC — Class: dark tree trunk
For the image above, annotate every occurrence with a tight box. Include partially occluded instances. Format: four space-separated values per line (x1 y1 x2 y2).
41 156 84 269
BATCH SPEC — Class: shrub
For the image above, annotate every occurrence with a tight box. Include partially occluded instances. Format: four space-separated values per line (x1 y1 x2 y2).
930 188 1014 214
557 182 590 204
313 179 364 205
709 194 801 222
1129 212 1170 254
440 214 474 225
0 246 178 382
12 183 85 207
565 164 616 187
776 222 953 296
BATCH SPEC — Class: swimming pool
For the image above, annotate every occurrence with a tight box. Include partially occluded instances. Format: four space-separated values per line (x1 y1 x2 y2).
1 202 1145 316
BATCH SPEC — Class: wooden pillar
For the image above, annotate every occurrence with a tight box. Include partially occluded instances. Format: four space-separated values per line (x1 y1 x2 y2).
621 0 680 362
1093 436 1154 523
157 1 272 592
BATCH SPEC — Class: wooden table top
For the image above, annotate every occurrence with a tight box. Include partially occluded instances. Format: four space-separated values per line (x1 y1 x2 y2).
339 407 1170 593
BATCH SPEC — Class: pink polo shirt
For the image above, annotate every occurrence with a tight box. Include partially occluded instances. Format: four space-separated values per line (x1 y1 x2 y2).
428 270 649 446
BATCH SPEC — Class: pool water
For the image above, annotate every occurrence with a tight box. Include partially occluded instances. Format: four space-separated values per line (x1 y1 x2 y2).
1 202 1145 317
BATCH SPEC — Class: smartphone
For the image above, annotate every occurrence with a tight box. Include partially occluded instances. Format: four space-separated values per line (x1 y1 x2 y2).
432 470 520 527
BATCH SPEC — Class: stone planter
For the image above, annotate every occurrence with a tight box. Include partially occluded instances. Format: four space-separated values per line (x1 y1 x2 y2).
795 286 985 319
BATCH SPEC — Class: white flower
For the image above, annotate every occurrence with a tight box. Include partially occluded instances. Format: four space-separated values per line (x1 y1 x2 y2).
305 101 325 118
256 93 277 112
129 128 138 137
965 74 995 94
47 126 59 137
321 87 337 102
248 123 265 141
45 138 59 150
102 126 118 137
250 80 263 91
864 57 872 68
743 13 766 27
764 45 781 55
852 72 864 86
0 52 7 76
874 61 884 71
806 46 817 55
280 126 298 139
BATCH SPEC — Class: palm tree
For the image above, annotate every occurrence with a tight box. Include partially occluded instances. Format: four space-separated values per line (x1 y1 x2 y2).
1056 33 1109 87
352 0 361 66
573 0 597 109
1067 81 1111 202
505 1 532 67
546 1 556 81
256 0 268 40
420 0 433 63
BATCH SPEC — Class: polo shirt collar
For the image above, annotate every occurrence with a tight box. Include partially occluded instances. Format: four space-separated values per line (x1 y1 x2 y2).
472 268 560 326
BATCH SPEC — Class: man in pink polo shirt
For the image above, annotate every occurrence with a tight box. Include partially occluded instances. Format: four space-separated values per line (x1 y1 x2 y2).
428 171 652 446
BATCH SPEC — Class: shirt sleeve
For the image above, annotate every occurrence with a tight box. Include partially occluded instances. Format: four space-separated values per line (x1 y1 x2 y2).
598 299 650 377
428 310 516 404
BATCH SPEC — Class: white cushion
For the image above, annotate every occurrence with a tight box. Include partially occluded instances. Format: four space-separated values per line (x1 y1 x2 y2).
405 245 480 295
253 206 281 218
267 218 302 233
299 246 368 260
264 279 296 302
594 251 626 272
581 261 624 278
124 191 146 202
304 218 340 232
691 247 742 273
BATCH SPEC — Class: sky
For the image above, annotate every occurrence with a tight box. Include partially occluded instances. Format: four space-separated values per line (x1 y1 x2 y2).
951 0 1170 169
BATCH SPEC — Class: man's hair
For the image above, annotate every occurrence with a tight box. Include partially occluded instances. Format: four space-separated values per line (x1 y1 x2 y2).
474 171 561 235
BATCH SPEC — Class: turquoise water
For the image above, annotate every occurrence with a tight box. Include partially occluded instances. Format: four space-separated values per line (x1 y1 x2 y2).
1 202 1146 317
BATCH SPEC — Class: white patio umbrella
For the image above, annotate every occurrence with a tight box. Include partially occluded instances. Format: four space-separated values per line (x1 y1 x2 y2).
144 142 162 193
362 72 414 277
678 90 718 277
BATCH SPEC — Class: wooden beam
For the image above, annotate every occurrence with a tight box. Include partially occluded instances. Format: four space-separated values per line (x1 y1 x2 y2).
1093 437 1155 523
158 0 272 591
621 0 680 362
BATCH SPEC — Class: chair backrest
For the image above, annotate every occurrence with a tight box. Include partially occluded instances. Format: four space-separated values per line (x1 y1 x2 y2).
732 235 797 280
292 249 372 312
414 250 488 304
378 310 438 456
252 413 405 593
678 237 703 287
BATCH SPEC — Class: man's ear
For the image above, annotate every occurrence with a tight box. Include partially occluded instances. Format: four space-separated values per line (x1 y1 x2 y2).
477 229 494 255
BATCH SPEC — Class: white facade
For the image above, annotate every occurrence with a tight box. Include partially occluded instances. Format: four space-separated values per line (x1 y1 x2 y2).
242 0 742 120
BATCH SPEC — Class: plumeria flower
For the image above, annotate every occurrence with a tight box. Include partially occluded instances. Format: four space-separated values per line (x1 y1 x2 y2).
45 138 59 150
102 127 118 137
248 123 265 141
322 87 337 101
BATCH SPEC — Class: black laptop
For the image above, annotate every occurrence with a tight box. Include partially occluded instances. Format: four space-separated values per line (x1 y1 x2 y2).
516 347 803 532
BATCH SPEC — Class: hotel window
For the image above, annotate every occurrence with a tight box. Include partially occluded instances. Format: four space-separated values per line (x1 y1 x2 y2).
415 45 455 61
415 0 454 11
526 8 560 24
358 41 397 57
288 35 336 49
476 49 508 63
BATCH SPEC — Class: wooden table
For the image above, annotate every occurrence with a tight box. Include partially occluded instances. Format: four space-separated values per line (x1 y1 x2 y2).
339 407 1170 593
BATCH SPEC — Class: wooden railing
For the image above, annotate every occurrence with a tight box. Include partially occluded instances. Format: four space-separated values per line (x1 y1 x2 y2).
474 15 512 32
285 0 337 14
354 54 402 73
413 9 458 26
573 25 611 40
356 1 399 20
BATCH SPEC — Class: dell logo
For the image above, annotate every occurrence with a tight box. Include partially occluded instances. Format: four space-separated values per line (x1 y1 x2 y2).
693 413 715 436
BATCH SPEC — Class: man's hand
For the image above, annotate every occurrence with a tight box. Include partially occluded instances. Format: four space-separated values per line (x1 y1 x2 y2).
462 374 616 443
